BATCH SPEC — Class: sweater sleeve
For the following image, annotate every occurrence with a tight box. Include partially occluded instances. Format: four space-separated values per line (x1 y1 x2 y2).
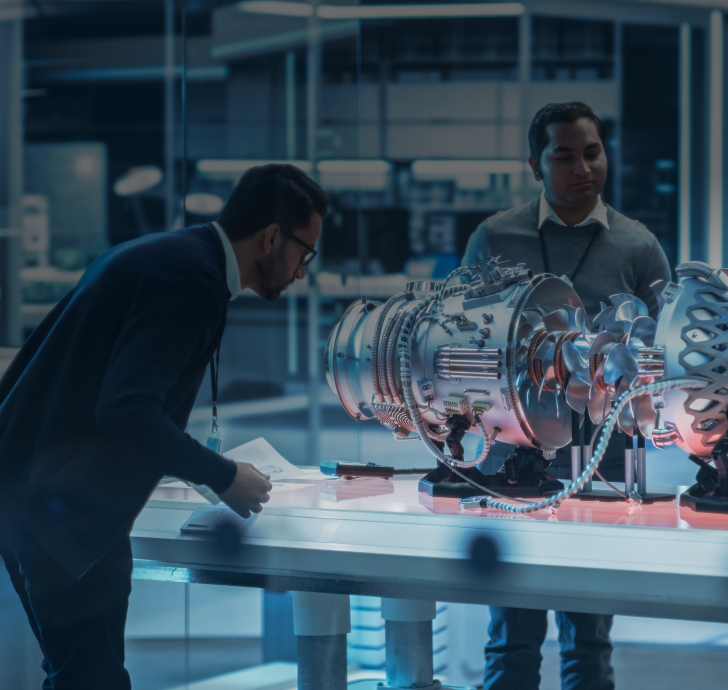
461 220 491 267
635 234 672 320
94 276 237 494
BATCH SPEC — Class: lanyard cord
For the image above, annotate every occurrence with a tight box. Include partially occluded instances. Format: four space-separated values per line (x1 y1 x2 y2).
209 346 220 429
538 220 602 284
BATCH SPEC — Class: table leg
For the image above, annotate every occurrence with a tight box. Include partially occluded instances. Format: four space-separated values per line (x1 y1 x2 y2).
292 591 350 690
347 599 474 690
382 598 437 689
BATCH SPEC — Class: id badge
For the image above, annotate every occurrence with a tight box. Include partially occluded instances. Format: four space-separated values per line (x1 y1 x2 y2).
206 423 224 454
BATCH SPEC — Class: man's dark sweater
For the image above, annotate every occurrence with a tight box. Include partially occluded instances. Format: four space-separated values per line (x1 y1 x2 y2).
0 223 238 579
462 198 671 320
462 198 671 476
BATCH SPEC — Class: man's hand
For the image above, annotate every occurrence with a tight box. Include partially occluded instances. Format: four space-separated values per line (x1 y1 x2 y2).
218 462 273 518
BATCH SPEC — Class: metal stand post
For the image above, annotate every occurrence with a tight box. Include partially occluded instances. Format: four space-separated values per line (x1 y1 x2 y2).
350 599 474 690
582 413 593 492
624 432 635 496
637 429 647 495
571 410 582 487
574 411 672 503
292 592 350 690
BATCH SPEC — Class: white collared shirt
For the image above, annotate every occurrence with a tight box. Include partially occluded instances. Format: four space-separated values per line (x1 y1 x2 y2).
538 190 610 230
212 221 242 300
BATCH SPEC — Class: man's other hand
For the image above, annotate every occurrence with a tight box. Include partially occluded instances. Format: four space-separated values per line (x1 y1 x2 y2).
218 462 273 518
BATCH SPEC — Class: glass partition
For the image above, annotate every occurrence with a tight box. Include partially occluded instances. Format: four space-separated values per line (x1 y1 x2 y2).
0 1 721 689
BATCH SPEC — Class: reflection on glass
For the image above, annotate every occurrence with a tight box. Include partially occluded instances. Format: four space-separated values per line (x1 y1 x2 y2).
0 1 705 687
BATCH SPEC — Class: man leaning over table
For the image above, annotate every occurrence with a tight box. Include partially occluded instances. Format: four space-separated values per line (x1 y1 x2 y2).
0 163 327 689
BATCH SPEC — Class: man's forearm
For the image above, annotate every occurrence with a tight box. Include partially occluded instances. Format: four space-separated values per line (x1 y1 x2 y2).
95 401 237 493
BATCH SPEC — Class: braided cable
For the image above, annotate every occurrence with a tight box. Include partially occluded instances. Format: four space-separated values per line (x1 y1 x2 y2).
437 285 470 314
436 267 471 310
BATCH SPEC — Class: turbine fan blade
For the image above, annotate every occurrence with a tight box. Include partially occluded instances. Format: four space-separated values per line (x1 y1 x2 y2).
588 361 610 425
588 330 617 358
562 340 587 372
515 344 529 366
542 351 558 390
615 300 640 324
562 304 589 334
610 294 649 318
603 343 639 385
538 365 557 402
587 387 609 426
628 316 657 348
543 309 569 333
520 309 545 330
616 374 638 435
535 333 554 360
592 306 625 335
565 369 591 414
516 323 534 346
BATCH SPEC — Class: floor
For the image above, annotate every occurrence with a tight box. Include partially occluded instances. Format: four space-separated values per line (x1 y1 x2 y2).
123 638 728 690
125 638 262 690
539 641 728 690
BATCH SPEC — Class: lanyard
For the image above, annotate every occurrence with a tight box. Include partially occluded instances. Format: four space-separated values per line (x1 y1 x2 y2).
206 345 223 454
209 345 221 431
538 217 602 284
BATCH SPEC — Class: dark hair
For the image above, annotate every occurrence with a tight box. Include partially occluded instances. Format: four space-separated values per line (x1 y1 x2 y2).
528 102 607 165
217 164 328 242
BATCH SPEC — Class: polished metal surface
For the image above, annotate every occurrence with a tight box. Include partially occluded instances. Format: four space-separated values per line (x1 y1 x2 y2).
654 266 728 458
326 261 728 508
625 448 635 495
326 260 586 453
637 447 647 494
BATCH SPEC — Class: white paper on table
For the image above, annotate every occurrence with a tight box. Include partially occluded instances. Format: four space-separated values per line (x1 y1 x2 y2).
269 482 309 493
223 437 306 481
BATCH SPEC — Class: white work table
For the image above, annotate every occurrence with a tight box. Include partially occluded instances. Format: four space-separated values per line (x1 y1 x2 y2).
132 475 728 624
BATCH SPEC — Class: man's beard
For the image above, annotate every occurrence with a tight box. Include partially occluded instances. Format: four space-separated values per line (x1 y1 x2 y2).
256 248 294 301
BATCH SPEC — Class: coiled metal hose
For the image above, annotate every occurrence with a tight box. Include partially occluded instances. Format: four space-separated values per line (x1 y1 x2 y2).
371 292 408 403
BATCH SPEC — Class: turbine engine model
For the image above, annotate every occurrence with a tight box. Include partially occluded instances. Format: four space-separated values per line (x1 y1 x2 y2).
325 259 727 514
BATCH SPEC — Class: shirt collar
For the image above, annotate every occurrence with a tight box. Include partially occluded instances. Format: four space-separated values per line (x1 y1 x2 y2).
212 221 242 300
538 190 609 230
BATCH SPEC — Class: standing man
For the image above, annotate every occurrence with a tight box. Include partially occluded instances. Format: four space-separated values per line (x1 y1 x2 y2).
463 102 671 690
0 164 327 689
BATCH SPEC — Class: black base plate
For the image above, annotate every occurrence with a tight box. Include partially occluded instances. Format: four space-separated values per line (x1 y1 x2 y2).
680 484 728 513
418 463 564 499
574 489 675 503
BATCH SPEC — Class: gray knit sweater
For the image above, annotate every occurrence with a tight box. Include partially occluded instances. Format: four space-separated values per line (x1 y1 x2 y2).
462 198 671 320
462 198 671 477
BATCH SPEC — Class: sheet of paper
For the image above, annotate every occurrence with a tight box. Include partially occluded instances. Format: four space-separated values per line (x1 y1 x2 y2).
223 437 306 480
270 482 309 493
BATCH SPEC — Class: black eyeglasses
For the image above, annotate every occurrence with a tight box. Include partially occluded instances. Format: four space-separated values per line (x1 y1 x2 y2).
281 229 318 266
